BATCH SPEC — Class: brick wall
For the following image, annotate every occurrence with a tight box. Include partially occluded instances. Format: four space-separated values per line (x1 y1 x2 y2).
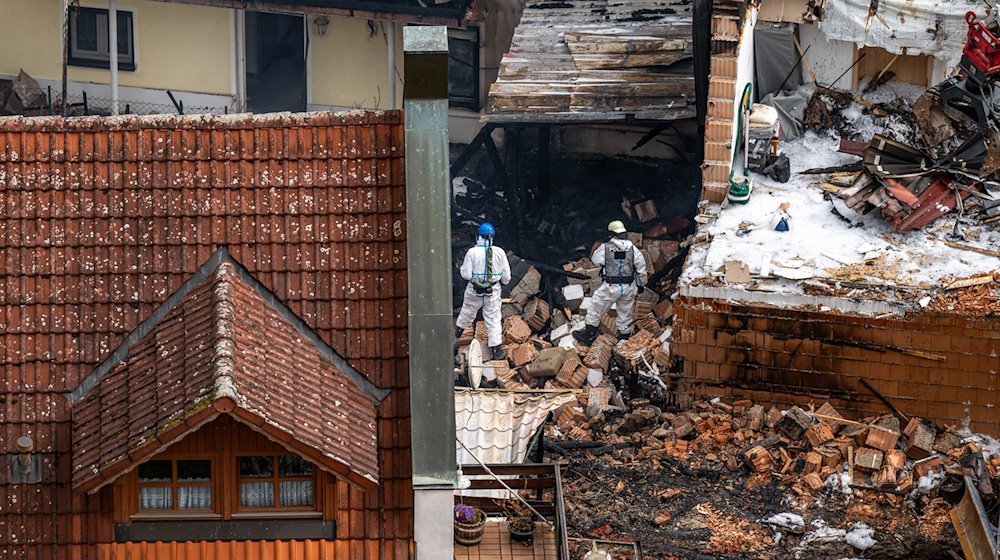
701 1 743 203
673 297 1000 435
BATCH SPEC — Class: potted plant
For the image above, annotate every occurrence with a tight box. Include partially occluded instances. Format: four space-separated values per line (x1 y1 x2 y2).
454 503 486 546
499 499 537 545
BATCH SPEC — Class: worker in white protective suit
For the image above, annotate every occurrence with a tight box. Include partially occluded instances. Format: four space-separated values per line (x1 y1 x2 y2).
455 222 512 360
573 220 648 345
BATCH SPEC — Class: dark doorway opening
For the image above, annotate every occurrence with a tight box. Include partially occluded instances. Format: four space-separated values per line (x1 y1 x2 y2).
246 11 306 113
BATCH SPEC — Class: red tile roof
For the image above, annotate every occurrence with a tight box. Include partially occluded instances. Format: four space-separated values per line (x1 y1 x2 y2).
71 252 384 493
0 111 411 557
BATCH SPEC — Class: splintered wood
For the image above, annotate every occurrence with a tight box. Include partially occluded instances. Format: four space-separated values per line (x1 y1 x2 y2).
693 503 773 554
929 273 999 313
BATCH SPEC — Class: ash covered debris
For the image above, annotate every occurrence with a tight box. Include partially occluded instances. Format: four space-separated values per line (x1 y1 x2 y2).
449 151 702 405
452 223 684 398
549 396 990 559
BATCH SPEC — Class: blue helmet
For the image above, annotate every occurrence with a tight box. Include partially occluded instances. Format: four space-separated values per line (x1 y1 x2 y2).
478 222 496 238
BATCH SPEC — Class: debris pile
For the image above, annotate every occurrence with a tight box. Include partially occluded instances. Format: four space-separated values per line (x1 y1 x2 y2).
801 10 1000 231
550 396 986 558
0 69 47 116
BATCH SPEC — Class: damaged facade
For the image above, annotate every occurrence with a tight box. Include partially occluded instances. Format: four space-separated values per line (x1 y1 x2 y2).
680 0 1000 434
445 0 1000 556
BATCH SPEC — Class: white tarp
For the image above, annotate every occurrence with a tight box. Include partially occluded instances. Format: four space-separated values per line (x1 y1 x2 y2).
818 0 982 69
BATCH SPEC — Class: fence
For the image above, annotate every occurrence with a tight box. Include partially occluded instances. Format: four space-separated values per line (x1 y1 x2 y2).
25 88 232 117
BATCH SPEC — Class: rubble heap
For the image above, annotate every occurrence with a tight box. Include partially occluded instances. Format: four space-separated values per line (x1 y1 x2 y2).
550 397 984 559
801 81 1000 231
455 231 681 402
0 69 47 116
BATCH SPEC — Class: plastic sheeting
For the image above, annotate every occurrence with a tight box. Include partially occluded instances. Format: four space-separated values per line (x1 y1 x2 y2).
760 88 811 141
455 389 576 465
818 0 981 69
754 22 803 101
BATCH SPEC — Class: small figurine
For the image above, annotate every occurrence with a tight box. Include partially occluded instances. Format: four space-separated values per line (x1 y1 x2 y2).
772 202 791 232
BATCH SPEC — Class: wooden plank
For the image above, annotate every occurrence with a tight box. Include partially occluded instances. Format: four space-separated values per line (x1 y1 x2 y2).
945 275 995 290
943 239 1000 259
489 0 696 121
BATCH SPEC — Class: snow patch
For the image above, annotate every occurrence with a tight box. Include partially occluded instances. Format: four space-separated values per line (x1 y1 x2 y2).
916 470 946 494
765 512 805 531
825 471 853 495
845 522 876 551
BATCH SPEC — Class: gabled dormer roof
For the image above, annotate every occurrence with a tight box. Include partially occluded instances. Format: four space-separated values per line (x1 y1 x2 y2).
70 248 386 493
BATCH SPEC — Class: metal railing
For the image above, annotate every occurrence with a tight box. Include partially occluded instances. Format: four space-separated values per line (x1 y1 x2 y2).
457 463 570 559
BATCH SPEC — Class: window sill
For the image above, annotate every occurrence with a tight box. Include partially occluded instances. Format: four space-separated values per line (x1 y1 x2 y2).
116 517 335 542
68 59 137 72
232 510 322 519
131 512 221 521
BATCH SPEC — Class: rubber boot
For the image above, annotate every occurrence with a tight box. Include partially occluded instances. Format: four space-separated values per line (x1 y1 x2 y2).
728 175 753 204
490 345 507 361
617 330 630 342
572 324 599 345
455 326 464 339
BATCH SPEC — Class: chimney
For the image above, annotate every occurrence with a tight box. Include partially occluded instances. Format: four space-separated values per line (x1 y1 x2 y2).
403 25 456 559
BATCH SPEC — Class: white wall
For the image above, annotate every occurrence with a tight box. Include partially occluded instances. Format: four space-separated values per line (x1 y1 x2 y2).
798 23 855 90
727 4 759 165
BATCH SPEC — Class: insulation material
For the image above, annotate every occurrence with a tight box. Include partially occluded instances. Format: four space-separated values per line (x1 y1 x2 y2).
818 0 981 69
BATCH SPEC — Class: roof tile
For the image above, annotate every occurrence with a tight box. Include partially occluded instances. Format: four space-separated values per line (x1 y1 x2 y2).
2 111 409 550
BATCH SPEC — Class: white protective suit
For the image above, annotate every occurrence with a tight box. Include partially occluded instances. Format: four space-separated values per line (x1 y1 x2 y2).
583 237 648 335
456 236 512 347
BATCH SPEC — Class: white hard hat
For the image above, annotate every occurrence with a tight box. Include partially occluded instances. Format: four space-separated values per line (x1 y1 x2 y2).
608 220 627 234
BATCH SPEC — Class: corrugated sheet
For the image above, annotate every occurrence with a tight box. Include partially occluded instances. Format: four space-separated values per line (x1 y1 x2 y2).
488 0 696 122
455 389 576 464
0 111 412 559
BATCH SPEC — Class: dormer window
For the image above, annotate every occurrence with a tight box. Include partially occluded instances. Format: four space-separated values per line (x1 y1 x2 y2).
238 455 314 509
138 459 213 511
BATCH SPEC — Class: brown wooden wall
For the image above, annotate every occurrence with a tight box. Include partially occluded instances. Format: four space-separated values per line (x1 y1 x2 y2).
0 112 413 560
673 297 1000 434
112 416 340 523
97 539 365 559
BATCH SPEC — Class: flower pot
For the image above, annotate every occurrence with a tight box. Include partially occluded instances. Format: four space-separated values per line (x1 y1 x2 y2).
507 517 537 546
454 511 486 546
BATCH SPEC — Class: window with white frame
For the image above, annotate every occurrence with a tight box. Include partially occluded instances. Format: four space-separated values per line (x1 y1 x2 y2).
448 27 480 111
68 6 136 71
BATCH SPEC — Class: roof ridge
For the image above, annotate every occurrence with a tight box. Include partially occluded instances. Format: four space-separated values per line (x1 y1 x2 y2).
211 262 241 405
66 247 229 404
69 246 388 405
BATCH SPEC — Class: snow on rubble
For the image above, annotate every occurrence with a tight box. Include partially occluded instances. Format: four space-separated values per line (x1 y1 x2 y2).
684 112 1000 312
